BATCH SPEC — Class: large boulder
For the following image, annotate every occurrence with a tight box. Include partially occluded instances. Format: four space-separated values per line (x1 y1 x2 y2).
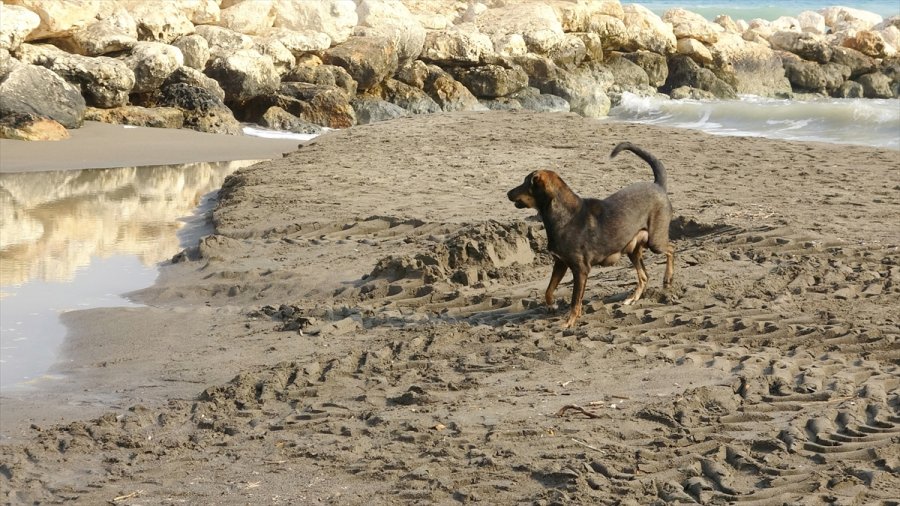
284 56 359 95
204 49 279 103
172 34 211 70
258 27 332 55
856 71 894 98
619 4 677 54
797 11 826 35
272 0 357 46
6 0 104 40
351 96 409 124
195 25 254 56
549 0 624 33
819 6 883 32
677 37 713 65
258 106 324 135
663 8 723 44
277 82 357 128
601 54 650 90
448 63 529 98
0 112 69 141
0 4 41 51
42 52 135 108
421 27 494 65
0 62 85 128
127 0 194 43
254 37 296 77
154 82 242 134
123 42 184 94
163 66 225 101
473 3 564 55
321 35 399 91
49 7 138 56
621 50 669 88
356 0 426 63
841 30 894 58
709 33 791 96
376 78 440 114
84 105 184 129
422 65 482 112
218 0 275 35
781 54 827 93
769 31 833 63
516 56 611 117
830 46 877 78
662 54 737 98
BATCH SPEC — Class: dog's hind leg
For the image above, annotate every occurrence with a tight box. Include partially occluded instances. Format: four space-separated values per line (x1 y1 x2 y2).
663 242 675 287
624 245 649 305
545 259 568 310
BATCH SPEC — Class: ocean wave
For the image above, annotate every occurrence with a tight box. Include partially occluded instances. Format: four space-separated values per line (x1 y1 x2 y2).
630 0 899 20
607 93 900 149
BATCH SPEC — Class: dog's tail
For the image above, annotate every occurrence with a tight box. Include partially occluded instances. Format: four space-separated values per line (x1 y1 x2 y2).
610 142 667 191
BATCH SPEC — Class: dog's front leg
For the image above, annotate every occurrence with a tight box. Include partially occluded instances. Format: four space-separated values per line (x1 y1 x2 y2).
562 267 588 328
545 259 568 311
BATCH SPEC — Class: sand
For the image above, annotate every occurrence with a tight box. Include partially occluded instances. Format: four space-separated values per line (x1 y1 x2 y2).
1 110 898 504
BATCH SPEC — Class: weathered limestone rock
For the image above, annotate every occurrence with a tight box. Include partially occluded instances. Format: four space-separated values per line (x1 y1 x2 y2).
821 62 850 93
124 42 184 94
254 37 296 77
516 55 610 117
833 80 864 97
664 8 723 44
448 63 529 98
321 35 399 91
272 0 357 46
351 96 409 124
195 25 254 56
422 65 482 112
126 0 195 43
276 82 357 128
769 31 833 63
375 78 440 114
621 50 668 88
474 2 564 56
620 4 676 54
820 6 883 32
549 0 623 33
421 27 494 65
602 54 650 90
205 49 279 103
0 4 41 51
781 54 827 93
84 105 184 128
798 11 826 35
49 7 137 56
356 0 426 63
830 46 877 79
218 0 275 35
44 52 136 108
172 34 211 70
258 27 332 55
663 54 737 98
710 33 791 96
164 66 226 101
0 62 85 128
0 112 69 140
155 82 242 134
842 30 893 58
259 105 324 134
856 71 894 98
677 37 713 65
8 0 104 40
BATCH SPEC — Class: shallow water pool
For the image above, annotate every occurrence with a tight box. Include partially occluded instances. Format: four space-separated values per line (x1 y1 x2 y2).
0 160 259 391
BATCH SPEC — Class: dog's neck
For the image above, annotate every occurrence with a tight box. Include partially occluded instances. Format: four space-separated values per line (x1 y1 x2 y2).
538 183 582 253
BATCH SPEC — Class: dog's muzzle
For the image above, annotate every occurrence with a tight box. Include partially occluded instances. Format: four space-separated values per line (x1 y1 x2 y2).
507 188 527 208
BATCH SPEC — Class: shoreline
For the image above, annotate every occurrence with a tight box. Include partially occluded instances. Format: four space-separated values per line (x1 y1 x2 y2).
0 121 302 173
1 111 898 503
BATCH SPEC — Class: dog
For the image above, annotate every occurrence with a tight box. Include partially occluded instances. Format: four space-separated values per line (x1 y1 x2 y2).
507 142 674 328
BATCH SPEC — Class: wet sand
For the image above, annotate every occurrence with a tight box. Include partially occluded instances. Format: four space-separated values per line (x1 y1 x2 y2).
1 111 898 504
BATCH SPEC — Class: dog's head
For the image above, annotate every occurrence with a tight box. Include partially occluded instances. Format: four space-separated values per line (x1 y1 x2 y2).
507 170 560 210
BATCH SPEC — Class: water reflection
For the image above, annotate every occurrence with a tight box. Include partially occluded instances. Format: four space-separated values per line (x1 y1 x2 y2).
0 160 258 287
0 159 259 390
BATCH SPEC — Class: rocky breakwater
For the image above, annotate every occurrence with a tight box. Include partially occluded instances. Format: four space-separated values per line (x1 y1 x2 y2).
0 0 897 141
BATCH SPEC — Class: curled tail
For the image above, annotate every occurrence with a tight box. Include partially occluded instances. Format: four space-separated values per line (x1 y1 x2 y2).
610 142 667 191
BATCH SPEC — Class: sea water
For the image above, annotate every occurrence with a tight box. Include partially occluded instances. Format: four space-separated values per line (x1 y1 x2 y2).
631 0 900 20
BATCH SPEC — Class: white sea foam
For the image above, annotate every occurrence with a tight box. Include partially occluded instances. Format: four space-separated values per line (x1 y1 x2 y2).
242 125 323 141
608 93 900 149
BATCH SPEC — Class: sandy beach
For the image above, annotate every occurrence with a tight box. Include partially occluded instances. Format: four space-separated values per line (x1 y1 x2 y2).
1 111 898 504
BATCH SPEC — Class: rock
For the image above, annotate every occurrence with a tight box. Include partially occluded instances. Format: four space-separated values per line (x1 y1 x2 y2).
830 46 877 79
0 61 85 128
8 0 104 40
0 4 41 51
710 33 791 96
51 11 138 56
832 80 864 98
172 34 211 70
259 106 324 134
517 56 610 117
41 52 136 108
663 54 737 98
205 49 279 103
124 42 184 94
768 31 833 63
84 105 184 128
356 0 426 63
714 15 743 34
677 37 713 65
258 27 332 54
620 4 677 55
163 66 226 101
474 2 564 56
0 112 69 141
128 0 194 43
621 50 668 88
284 56 360 96
842 30 893 58
856 72 894 98
254 37 295 77
376 78 440 114
218 0 275 35
572 32 603 62
602 54 650 90
448 63 529 98
821 62 851 93
663 8 723 44
512 88 569 113
181 0 220 25
781 54 827 93
0 49 11 81
270 82 357 128
820 6 883 32
351 96 408 124
272 0 357 46
195 25 254 56
669 86 718 100
421 27 494 65
154 82 242 134
422 65 482 112
321 35 399 92
798 11 826 35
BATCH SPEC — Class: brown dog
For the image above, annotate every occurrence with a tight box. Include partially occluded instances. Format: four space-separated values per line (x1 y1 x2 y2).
507 142 674 328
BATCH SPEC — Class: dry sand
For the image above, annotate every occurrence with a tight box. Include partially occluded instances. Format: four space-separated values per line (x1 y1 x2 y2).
1 111 898 504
